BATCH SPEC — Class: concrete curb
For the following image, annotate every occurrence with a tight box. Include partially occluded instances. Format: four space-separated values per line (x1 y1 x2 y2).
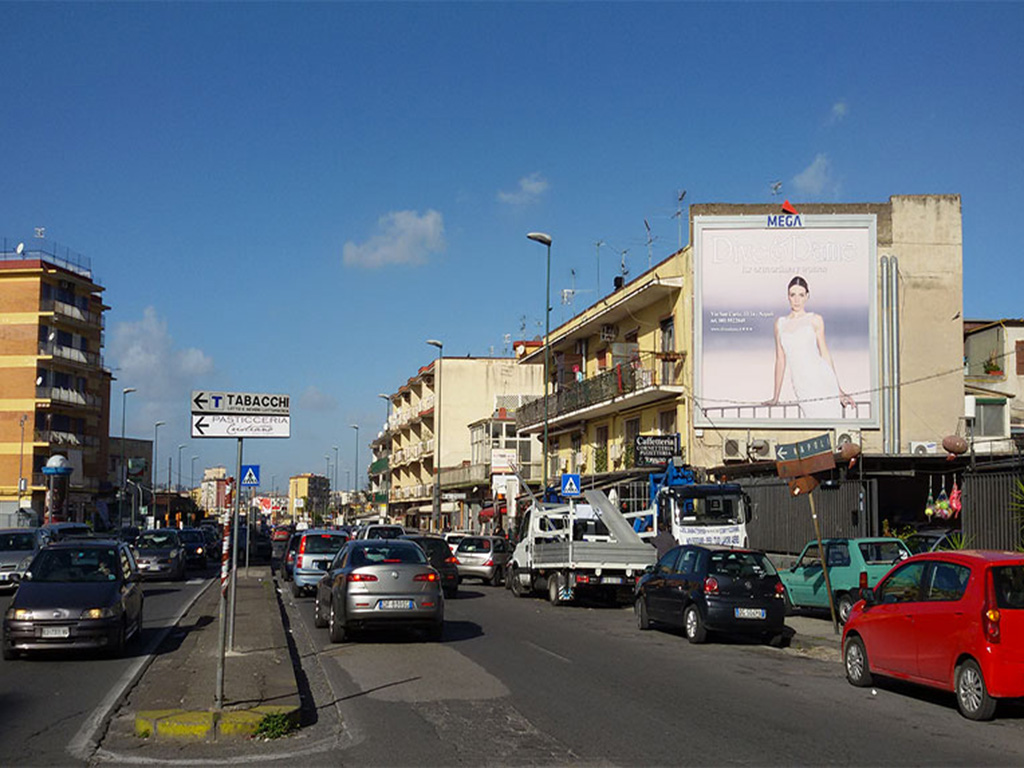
135 704 301 741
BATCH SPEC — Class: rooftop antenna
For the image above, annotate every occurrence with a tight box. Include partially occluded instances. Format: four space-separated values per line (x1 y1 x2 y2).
594 240 604 294
645 219 654 270
672 189 687 249
770 180 783 197
620 248 630 278
502 333 511 355
34 227 45 239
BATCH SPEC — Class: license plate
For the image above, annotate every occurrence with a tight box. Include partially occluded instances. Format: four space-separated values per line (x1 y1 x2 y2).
315 561 331 570
379 599 414 610
601 576 624 585
41 626 70 639
734 608 766 620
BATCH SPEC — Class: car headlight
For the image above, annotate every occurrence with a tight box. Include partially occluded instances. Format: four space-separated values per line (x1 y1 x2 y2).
81 607 116 620
170 549 180 559
196 547 204 555
17 556 33 571
10 608 32 620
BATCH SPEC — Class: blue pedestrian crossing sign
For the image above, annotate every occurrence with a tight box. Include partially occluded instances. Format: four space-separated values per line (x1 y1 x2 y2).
240 464 260 487
561 473 581 497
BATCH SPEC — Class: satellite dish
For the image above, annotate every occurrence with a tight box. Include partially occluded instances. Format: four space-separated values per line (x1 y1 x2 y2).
15 242 24 255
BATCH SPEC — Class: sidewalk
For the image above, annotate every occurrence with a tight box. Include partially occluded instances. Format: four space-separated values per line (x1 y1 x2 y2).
102 566 301 749
786 612 843 660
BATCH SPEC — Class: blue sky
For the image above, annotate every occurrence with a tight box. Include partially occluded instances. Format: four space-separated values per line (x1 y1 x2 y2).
2 3 1021 490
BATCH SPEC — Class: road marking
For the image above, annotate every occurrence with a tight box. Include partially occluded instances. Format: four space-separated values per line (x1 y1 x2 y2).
523 640 571 663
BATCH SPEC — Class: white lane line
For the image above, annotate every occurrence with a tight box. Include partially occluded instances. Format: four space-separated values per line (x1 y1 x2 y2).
66 579 216 763
523 640 572 664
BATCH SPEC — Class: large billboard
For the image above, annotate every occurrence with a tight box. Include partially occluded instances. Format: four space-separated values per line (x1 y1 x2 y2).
694 214 878 428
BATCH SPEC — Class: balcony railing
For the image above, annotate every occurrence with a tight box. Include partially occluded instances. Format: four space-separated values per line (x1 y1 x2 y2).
517 352 682 430
39 342 103 368
42 299 104 328
35 429 99 448
37 385 102 409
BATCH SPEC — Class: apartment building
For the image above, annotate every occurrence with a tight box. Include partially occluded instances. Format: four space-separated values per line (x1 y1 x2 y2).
288 473 330 525
385 356 544 531
0 240 110 526
963 318 1024 450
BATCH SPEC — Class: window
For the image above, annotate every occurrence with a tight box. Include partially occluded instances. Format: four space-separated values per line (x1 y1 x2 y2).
924 562 970 601
826 543 851 568
976 399 1006 437
677 548 699 575
878 561 927 603
858 540 907 565
656 548 681 574
797 545 821 568
659 410 676 436
993 565 1024 609
1017 340 1024 377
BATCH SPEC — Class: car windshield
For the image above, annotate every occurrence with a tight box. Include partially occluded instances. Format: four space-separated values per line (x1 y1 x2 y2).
858 541 907 564
458 538 492 553
904 534 939 555
367 527 403 539
0 533 35 551
303 534 347 554
994 565 1024 609
673 491 745 526
352 544 426 566
138 531 179 549
412 539 451 560
31 547 120 582
708 550 777 578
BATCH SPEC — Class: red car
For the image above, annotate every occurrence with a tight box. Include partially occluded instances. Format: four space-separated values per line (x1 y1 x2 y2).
842 550 1024 720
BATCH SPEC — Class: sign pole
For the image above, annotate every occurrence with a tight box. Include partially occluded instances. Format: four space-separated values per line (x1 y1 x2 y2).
245 485 251 577
215 479 232 709
228 437 243 651
808 492 840 634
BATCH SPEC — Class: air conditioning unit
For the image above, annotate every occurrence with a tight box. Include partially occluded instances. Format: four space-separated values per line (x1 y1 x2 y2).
723 438 747 462
836 430 862 449
909 441 939 456
600 324 618 342
748 438 777 461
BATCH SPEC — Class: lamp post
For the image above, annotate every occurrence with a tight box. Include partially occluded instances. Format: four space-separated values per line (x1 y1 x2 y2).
350 424 360 496
177 444 185 492
17 413 28 510
119 388 136 530
377 393 391 522
153 421 165 524
325 455 332 521
332 445 339 499
527 232 552 498
426 339 443 530
191 456 198 491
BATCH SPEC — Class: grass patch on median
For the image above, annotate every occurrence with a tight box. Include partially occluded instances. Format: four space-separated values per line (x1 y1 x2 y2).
252 711 296 740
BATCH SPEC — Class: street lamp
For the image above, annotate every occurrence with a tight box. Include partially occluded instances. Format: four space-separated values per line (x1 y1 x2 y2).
191 456 198 491
527 231 552 499
426 339 443 529
119 388 136 530
17 413 28 509
153 421 165 523
332 445 339 501
377 393 391 521
350 424 360 493
177 444 185 493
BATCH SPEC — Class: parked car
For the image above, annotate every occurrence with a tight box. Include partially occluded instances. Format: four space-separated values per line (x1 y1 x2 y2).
904 528 963 555
291 529 350 596
454 536 510 586
0 528 45 589
635 544 787 645
271 525 294 543
38 522 93 543
133 529 187 581
443 531 470 552
281 533 301 581
843 550 1024 720
118 526 141 546
355 524 406 540
178 528 209 569
200 525 221 556
314 539 443 642
780 537 911 623
402 534 459 598
2 539 144 659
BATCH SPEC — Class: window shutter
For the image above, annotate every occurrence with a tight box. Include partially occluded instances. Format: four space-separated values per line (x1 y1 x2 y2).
1017 340 1024 376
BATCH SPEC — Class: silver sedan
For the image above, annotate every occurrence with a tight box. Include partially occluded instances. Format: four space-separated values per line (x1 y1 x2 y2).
314 539 443 643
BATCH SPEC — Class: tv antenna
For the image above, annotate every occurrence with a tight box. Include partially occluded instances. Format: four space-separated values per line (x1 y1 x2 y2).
594 240 604 294
770 180 783 196
644 219 656 270
671 189 687 249
620 248 630 277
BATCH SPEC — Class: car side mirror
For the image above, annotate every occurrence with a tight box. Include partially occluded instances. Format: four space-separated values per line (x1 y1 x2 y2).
860 587 875 605
23 571 32 581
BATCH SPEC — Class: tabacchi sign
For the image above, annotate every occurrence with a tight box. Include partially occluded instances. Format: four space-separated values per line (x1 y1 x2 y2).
693 214 879 429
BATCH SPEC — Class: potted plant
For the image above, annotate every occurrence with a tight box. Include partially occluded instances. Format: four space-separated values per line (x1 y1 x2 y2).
983 353 1004 376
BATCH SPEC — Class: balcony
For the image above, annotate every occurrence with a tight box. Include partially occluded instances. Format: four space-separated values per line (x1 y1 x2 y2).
35 429 99 448
39 342 103 369
37 386 102 410
42 299 104 329
516 351 684 432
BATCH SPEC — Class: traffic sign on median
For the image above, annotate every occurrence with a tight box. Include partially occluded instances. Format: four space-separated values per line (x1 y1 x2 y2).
192 413 291 439
191 391 290 415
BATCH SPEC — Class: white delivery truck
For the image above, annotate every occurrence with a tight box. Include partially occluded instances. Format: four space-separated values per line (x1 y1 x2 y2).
506 489 656 605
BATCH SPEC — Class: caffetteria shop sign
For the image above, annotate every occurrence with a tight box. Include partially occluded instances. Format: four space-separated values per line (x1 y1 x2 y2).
634 434 680 467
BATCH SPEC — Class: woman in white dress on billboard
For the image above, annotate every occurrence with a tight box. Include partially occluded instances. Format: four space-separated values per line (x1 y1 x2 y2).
764 276 855 419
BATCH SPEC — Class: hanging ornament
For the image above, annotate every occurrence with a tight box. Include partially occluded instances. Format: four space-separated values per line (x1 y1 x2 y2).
935 475 951 521
924 477 936 519
950 478 962 517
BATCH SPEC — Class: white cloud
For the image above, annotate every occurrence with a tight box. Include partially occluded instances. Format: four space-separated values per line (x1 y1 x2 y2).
342 209 445 268
828 100 848 124
497 172 549 205
108 307 214 403
298 385 337 411
792 153 833 197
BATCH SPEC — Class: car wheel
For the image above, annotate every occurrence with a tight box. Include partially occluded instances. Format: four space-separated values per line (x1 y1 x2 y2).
510 567 528 598
176 562 187 582
636 597 650 630
956 659 997 720
684 605 707 644
132 602 144 644
837 593 855 625
291 580 302 598
548 574 563 605
2 639 16 661
427 621 443 642
844 635 872 687
328 601 346 644
313 595 328 629
444 587 457 599
110 618 127 657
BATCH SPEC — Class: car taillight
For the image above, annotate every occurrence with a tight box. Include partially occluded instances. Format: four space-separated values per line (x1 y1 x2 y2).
703 576 719 595
348 573 379 582
774 581 786 598
286 551 294 564
445 556 459 564
482 558 494 567
299 537 307 555
414 572 438 582
984 570 1001 643
859 571 868 589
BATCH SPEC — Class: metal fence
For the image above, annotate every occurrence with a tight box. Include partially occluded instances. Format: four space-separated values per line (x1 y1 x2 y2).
744 477 876 555
962 471 1024 551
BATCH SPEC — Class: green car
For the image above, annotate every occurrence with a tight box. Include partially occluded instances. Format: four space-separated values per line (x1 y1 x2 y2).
779 537 911 624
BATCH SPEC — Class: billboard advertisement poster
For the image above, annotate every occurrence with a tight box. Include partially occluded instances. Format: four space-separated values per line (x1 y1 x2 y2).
694 214 878 428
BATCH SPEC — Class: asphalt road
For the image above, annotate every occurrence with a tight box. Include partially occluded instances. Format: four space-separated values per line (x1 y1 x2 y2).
0 567 214 766
287 578 1024 766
